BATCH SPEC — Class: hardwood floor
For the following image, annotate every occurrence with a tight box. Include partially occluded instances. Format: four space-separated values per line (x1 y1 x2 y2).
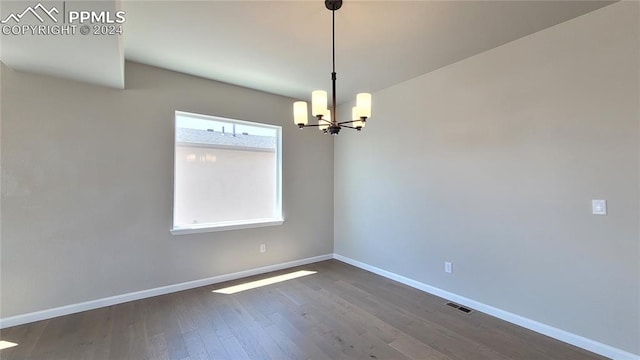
0 260 607 360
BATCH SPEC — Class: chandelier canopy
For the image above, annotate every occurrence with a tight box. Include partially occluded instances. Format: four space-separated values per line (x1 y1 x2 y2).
293 0 372 135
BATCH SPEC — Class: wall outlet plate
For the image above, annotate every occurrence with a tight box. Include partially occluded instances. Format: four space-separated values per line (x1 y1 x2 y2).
592 200 607 215
445 261 452 274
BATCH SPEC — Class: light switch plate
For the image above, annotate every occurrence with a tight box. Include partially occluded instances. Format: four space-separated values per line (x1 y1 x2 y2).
592 200 607 215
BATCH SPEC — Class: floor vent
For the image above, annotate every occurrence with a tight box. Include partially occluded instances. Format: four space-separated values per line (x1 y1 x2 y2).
446 302 473 314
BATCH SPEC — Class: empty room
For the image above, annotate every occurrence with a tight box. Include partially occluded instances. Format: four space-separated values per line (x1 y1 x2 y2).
1 0 638 359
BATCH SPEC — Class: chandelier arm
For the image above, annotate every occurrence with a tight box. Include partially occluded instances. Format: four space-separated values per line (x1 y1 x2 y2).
340 124 358 129
337 120 358 126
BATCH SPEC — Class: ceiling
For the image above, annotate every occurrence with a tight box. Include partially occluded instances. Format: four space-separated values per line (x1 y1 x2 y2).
1 0 124 88
1 1 614 104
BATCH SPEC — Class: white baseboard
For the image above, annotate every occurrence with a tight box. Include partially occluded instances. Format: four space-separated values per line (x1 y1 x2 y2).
0 254 333 329
333 253 640 360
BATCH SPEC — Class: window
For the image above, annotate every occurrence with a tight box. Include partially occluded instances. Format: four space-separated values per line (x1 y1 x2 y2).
171 111 283 234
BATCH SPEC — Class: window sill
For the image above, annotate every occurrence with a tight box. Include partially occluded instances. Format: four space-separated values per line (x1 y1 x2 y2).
171 218 284 235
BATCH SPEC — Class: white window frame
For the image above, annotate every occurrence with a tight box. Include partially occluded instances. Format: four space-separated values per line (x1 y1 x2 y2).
171 111 283 235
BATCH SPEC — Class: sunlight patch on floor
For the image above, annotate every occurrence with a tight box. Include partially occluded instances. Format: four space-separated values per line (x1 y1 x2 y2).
213 270 317 295
0 340 18 350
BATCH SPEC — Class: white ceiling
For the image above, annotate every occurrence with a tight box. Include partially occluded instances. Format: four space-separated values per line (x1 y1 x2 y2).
2 1 614 103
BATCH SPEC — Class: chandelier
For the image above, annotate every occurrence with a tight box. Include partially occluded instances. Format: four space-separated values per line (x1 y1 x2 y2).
293 0 372 135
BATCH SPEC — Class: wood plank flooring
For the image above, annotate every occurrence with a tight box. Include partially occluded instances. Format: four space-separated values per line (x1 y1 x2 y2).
0 260 607 359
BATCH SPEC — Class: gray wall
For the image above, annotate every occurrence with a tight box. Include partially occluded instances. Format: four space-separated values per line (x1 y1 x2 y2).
334 2 639 354
1 61 334 318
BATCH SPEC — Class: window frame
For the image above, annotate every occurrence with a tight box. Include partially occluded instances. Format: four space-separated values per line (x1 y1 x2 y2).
170 111 283 235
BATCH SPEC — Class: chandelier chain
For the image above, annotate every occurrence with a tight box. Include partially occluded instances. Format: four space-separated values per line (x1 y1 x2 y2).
332 9 336 74
331 8 337 127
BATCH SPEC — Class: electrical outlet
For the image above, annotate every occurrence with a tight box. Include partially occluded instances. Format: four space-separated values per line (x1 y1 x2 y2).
592 200 607 215
445 261 452 274
260 244 266 253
